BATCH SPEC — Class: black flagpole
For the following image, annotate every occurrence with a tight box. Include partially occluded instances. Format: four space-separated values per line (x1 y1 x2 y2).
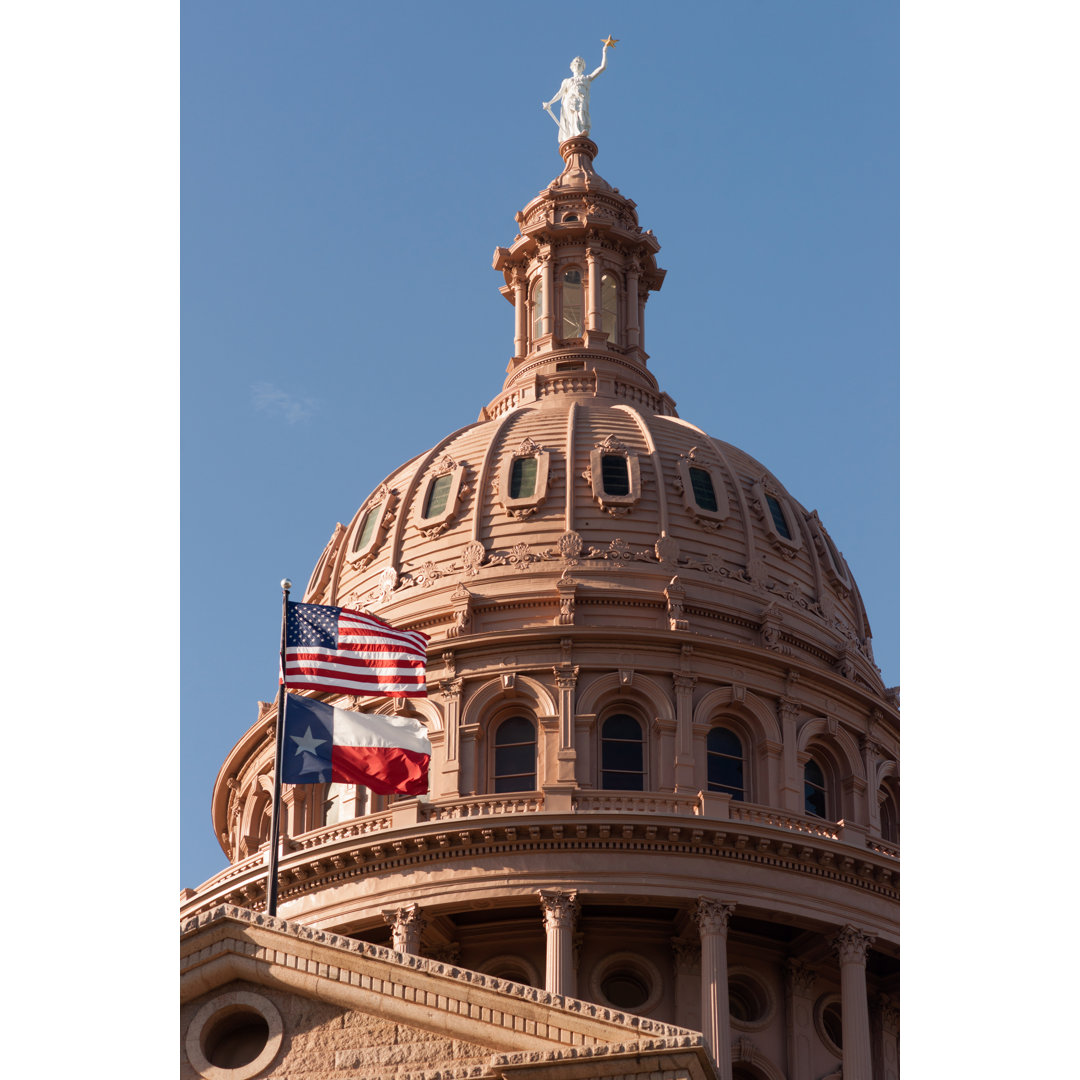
266 578 291 917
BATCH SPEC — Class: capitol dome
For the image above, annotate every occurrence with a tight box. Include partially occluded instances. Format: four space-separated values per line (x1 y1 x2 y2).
183 137 898 1080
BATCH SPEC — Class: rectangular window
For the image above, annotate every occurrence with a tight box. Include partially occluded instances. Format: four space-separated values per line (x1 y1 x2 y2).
689 467 718 512
510 456 538 499
766 494 792 539
353 503 382 552
601 454 630 496
424 474 453 518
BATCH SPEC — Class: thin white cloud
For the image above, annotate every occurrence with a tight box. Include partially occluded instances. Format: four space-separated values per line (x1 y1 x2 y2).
251 382 317 424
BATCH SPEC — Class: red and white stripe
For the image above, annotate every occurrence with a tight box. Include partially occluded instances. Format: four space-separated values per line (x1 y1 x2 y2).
284 607 428 698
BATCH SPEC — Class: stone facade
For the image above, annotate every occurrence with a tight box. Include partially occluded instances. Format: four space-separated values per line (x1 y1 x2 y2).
182 137 898 1080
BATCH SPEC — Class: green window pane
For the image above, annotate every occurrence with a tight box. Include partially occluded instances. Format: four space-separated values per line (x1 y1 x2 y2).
766 494 792 539
353 502 382 551
689 467 718 512
510 456 537 498
424 474 453 518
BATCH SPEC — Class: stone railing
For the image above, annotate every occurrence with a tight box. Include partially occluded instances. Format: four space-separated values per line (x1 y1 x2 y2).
288 811 395 851
423 793 545 822
571 791 701 816
867 837 900 860
727 803 842 842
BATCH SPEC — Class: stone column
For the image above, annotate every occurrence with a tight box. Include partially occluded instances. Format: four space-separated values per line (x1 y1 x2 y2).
673 673 697 792
512 267 527 357
383 903 426 954
539 890 579 997
625 259 640 348
585 248 601 331
784 960 817 1080
778 699 803 813
694 899 736 1079
832 925 875 1080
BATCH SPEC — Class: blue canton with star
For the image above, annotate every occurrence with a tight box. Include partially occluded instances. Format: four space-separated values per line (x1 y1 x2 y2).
281 694 336 783
286 602 342 648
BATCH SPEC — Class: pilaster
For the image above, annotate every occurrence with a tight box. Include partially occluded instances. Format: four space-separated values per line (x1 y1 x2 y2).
784 959 817 1080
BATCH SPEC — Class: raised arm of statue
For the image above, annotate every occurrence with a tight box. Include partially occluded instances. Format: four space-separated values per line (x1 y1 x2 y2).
588 42 609 81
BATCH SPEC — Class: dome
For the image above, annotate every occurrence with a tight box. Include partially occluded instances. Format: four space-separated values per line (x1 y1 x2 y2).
185 136 898 1080
304 136 883 699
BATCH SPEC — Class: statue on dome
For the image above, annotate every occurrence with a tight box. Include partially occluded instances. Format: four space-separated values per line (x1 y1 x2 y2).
542 36 617 142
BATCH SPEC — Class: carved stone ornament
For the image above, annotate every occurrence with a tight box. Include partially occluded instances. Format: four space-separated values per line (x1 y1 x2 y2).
558 530 583 561
671 938 701 968
369 565 399 604
693 898 736 936
832 924 875 965
460 540 486 576
655 530 680 566
785 959 816 996
665 576 689 632
538 889 580 928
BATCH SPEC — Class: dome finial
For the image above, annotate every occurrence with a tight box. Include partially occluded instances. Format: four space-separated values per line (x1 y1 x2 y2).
541 37 616 142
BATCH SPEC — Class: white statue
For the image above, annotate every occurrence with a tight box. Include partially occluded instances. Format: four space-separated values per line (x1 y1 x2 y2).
542 37 617 142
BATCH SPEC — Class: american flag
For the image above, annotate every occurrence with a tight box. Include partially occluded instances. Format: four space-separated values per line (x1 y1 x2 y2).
283 602 428 698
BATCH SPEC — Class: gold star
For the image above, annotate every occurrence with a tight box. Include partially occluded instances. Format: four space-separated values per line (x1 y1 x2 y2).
602 35 619 49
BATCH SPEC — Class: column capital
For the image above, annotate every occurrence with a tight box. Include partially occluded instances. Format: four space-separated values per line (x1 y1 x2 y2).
832 924 875 965
673 673 697 690
693 898 736 936
539 889 579 929
784 958 817 996
671 937 701 970
383 902 426 953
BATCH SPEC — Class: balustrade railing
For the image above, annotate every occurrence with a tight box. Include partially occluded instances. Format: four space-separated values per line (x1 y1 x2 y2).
726 803 842 841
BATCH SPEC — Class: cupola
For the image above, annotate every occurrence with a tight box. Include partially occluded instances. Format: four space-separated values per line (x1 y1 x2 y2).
489 137 668 419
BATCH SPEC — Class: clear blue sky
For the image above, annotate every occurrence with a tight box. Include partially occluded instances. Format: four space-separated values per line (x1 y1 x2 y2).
181 2 898 890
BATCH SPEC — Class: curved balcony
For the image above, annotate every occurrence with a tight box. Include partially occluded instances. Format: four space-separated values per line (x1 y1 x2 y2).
182 790 899 943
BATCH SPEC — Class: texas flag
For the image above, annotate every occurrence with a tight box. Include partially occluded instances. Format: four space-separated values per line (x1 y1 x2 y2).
281 693 431 795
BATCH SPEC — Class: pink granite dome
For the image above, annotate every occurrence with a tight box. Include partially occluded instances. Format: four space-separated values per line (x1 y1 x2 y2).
301 136 884 699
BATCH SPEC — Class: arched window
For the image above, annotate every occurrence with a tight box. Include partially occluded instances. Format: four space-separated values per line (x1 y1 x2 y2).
707 727 745 800
532 280 544 343
804 758 828 818
879 777 899 843
494 717 536 793
601 272 619 344
562 268 584 338
601 714 644 790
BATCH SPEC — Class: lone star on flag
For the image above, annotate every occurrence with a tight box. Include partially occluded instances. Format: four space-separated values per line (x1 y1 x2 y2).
290 726 327 757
